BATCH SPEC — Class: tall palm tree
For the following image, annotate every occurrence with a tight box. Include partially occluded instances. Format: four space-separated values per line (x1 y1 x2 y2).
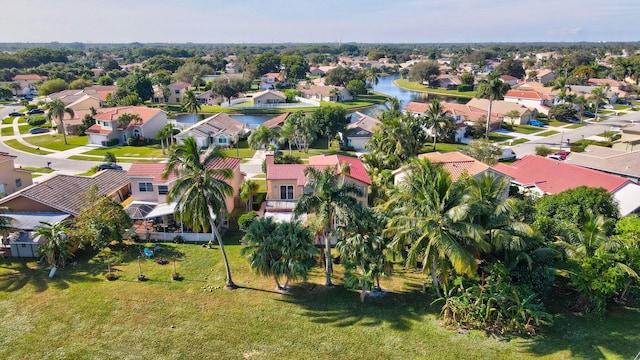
34 221 74 269
425 99 454 151
572 94 588 123
278 120 297 156
239 180 259 212
293 166 363 286
366 67 379 91
181 90 201 119
552 77 571 104
0 207 15 234
248 125 276 150
9 82 21 96
590 86 608 119
155 123 174 155
476 72 509 139
44 99 74 145
162 137 237 289
383 158 486 296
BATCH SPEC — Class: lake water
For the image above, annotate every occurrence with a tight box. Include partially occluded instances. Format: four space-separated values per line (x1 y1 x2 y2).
174 75 466 125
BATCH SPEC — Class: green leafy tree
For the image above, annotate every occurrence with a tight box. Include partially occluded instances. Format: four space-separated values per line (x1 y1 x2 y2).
476 72 509 138
35 221 75 269
0 86 12 101
44 99 74 145
312 105 350 148
97 75 114 85
239 180 260 212
69 78 93 90
103 152 117 164
38 78 69 96
408 60 440 86
462 138 503 166
425 99 455 151
346 79 367 97
248 125 277 150
365 67 379 89
548 103 577 122
495 58 526 79
251 52 282 75
459 72 475 85
173 61 213 84
281 54 308 81
118 72 153 101
294 166 363 286
210 77 249 105
242 218 318 291
162 137 237 289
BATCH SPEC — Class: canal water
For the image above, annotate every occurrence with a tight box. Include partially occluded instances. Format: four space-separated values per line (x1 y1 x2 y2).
174 75 467 126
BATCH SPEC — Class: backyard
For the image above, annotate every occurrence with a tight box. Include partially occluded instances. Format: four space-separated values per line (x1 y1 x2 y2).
0 234 638 360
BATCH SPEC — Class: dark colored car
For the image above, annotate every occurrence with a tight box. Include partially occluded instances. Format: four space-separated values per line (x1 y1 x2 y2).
98 163 123 170
617 99 631 105
8 111 25 117
582 110 595 118
527 119 545 127
28 127 49 134
27 108 44 115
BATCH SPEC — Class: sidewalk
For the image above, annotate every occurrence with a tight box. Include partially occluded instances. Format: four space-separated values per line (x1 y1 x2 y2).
240 149 266 179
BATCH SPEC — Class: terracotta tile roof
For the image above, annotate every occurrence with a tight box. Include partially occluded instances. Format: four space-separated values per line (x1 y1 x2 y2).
587 78 626 87
177 113 247 138
267 164 324 186
169 81 191 89
85 124 112 135
262 113 290 129
403 102 429 113
309 154 371 185
404 101 502 123
13 74 46 81
505 89 555 100
492 155 629 194
0 171 129 216
418 151 490 181
500 75 519 81
128 157 241 184
94 106 163 126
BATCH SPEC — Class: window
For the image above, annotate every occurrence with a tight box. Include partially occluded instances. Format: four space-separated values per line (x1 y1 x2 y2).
15 178 22 188
175 98 180 103
158 185 168 195
303 186 313 194
280 185 294 200
175 89 180 94
218 137 228 144
139 182 153 192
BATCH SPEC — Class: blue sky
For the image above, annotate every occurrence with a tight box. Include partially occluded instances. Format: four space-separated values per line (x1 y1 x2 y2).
3 0 639 43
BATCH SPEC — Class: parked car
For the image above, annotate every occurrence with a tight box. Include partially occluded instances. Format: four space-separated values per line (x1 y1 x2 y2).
8 111 25 117
551 151 569 160
582 110 595 118
98 163 123 170
527 119 545 127
547 155 564 161
26 108 44 115
601 104 614 110
499 148 517 162
28 127 49 134
617 99 631 105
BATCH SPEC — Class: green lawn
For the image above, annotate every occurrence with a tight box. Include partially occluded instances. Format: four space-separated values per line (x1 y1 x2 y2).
220 141 256 159
68 155 161 163
547 120 567 127
425 142 468 153
564 123 586 129
82 145 165 159
509 138 530 146
282 137 356 159
3 139 53 155
2 118 14 125
23 134 88 151
395 78 476 98
76 166 100 176
508 124 546 135
488 133 516 142
1 127 13 136
0 234 638 359
537 130 560 137
22 166 54 174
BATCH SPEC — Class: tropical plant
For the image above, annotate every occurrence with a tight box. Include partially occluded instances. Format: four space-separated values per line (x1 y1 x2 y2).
293 166 363 286
181 89 201 116
383 158 486 296
240 180 260 212
476 72 509 138
44 99 74 145
35 221 75 269
424 99 455 151
116 113 142 129
242 218 318 291
248 125 277 150
155 123 175 155
590 85 609 119
103 152 117 164
162 137 237 289
0 207 15 234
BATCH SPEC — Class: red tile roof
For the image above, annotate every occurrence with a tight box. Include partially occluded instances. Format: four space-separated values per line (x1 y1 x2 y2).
266 154 371 186
505 89 555 100
0 152 17 163
418 152 489 181
128 157 242 184
85 124 112 135
169 81 191 89
267 164 325 186
13 74 46 81
492 155 629 194
94 106 162 126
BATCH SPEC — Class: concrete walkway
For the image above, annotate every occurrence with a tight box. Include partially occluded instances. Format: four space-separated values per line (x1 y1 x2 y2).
240 150 266 179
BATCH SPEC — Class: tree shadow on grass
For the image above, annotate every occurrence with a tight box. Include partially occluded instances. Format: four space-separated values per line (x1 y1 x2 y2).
0 260 102 293
276 283 432 331
522 304 640 359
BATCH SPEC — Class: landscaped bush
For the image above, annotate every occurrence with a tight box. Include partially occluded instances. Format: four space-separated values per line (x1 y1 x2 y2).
105 138 120 147
26 104 38 111
238 210 258 232
28 116 46 127
340 145 355 151
535 145 554 156
458 84 474 92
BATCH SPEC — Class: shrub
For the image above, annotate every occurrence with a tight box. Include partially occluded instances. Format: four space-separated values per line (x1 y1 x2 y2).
173 235 184 244
25 104 38 111
238 211 258 232
535 145 554 156
105 138 120 147
457 84 474 92
28 117 46 127
129 233 140 242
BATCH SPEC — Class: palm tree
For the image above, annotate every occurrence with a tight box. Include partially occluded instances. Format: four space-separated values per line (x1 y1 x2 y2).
9 82 21 96
551 77 571 104
162 137 237 289
181 90 201 120
248 125 276 150
476 72 509 138
278 120 297 156
155 123 174 155
103 152 117 164
425 99 454 151
192 75 204 91
572 94 588 123
34 221 74 269
44 99 75 145
366 67 379 91
239 179 259 212
293 166 363 286
0 207 15 234
383 159 486 296
590 86 608 119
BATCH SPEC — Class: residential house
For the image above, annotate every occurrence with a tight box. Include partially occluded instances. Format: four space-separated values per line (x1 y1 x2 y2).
503 89 555 115
342 111 381 151
393 151 506 189
264 153 370 218
262 112 291 131
500 75 520 86
260 73 283 90
13 74 47 92
613 124 640 152
225 62 237 74
403 101 499 136
297 84 353 102
174 113 248 148
252 90 287 105
564 145 640 183
430 74 461 89
566 85 619 105
309 67 326 77
527 69 556 83
47 85 115 112
0 170 130 216
85 106 168 146
0 152 32 197
195 90 223 106
493 155 640 216
587 78 629 92
153 81 191 104
125 158 243 236
466 98 535 125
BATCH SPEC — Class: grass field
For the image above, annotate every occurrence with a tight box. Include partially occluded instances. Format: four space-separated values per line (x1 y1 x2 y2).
488 133 516 142
508 124 546 135
1 126 13 136
220 141 256 159
0 232 638 360
3 139 53 155
82 145 166 159
22 166 54 174
395 78 476 98
508 138 530 146
564 123 586 129
68 155 161 163
537 130 560 137
2 118 14 125
23 134 88 151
